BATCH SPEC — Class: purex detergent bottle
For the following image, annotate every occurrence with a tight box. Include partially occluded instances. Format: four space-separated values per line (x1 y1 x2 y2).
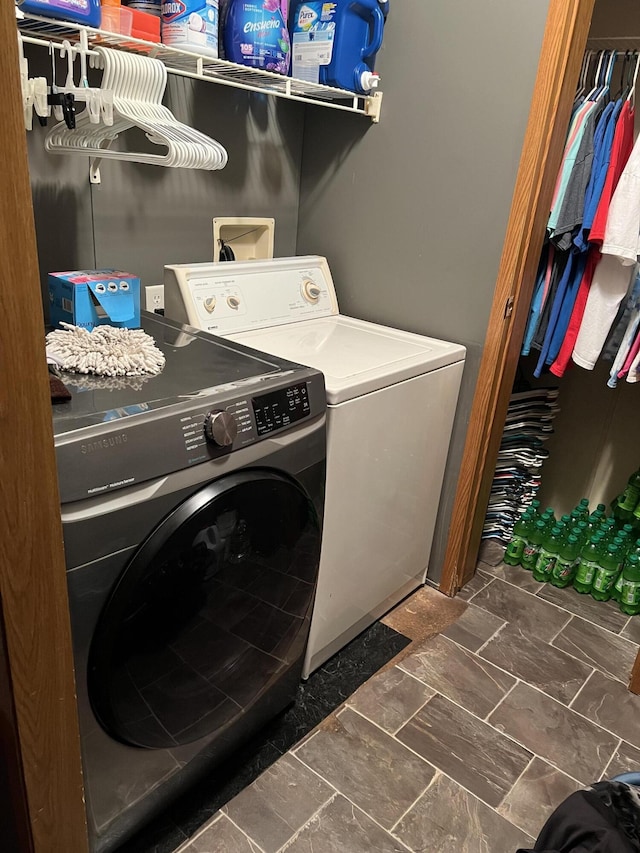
291 0 389 94
224 0 291 74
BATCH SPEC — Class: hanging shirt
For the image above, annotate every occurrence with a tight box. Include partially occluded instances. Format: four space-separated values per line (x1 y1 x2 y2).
552 104 602 250
531 252 569 351
550 247 601 377
625 342 640 382
590 100 635 246
601 129 640 264
534 251 579 377
618 328 640 382
574 99 622 252
572 254 635 368
545 251 589 366
602 265 640 360
548 100 595 225
522 245 554 356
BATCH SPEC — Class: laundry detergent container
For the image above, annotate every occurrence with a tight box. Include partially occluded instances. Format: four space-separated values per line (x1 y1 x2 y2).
291 0 389 94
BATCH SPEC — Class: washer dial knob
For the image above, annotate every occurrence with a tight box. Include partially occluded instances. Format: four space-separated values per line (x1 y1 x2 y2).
227 295 240 310
301 279 321 304
204 410 238 447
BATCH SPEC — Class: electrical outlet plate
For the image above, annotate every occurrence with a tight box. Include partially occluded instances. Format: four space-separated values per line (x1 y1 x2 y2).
213 217 275 262
144 284 164 313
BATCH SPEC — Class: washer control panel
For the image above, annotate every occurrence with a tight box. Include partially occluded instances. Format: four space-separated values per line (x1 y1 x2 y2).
253 382 310 436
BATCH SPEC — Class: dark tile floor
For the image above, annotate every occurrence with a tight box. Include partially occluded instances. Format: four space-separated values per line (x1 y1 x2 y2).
174 565 640 853
118 622 410 853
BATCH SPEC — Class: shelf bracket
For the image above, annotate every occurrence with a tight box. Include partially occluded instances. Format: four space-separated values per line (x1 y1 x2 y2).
365 91 383 123
89 157 102 184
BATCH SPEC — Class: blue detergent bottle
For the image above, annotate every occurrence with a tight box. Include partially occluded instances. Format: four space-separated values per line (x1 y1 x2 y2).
224 0 291 75
17 0 102 27
291 0 389 94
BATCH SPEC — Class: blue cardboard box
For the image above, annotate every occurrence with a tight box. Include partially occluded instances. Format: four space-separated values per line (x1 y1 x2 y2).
48 269 141 331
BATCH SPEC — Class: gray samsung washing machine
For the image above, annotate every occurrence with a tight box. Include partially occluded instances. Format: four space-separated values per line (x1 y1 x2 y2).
53 313 326 852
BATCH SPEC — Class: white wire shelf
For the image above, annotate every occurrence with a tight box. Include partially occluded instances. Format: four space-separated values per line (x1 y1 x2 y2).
17 11 383 122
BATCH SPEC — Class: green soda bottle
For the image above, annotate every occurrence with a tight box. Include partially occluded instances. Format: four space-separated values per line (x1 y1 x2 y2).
504 512 532 566
533 526 562 582
561 514 572 529
550 534 581 588
574 534 604 594
612 569 624 602
597 503 606 513
521 520 546 571
620 554 640 616
576 521 589 544
592 544 622 601
530 499 541 515
618 468 640 511
541 510 555 532
577 498 590 517
602 518 616 543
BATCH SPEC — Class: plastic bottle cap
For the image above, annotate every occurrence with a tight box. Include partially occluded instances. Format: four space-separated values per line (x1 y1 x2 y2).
360 71 380 91
608 544 618 553
568 535 578 544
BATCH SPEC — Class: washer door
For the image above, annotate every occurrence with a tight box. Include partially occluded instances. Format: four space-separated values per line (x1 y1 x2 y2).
88 470 321 749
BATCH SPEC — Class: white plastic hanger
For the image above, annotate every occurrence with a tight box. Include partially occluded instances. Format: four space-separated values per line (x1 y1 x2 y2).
45 47 228 179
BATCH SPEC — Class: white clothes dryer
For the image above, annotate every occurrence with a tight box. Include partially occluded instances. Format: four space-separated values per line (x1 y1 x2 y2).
164 257 466 677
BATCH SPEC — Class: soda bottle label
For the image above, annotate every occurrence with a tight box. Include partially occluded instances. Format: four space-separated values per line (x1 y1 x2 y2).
553 557 575 580
615 573 625 594
505 536 525 562
575 559 598 585
592 568 616 593
622 580 640 606
535 549 555 577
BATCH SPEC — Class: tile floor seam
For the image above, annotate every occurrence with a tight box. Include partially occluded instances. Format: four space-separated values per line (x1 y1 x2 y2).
549 612 574 644
388 771 440 834
176 813 224 852
558 614 640 652
223 813 268 853
479 573 629 638
482 679 520 723
600 739 624 781
466 576 496 603
506 673 626 749
494 754 536 812
473 619 509 656
549 636 631 687
619 615 633 636
274 792 339 853
567 669 597 710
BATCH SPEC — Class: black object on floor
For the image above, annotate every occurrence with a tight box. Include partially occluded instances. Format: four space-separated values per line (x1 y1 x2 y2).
117 621 411 853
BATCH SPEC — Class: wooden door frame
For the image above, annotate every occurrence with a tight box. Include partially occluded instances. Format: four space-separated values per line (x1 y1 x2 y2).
439 0 596 597
0 6 88 851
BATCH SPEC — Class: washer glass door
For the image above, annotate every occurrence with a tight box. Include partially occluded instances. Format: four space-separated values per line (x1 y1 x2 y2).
88 470 321 748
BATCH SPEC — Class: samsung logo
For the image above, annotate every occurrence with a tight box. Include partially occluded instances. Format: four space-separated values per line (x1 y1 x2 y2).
81 434 128 454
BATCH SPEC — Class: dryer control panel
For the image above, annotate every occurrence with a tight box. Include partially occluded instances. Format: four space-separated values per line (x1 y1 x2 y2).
164 256 339 337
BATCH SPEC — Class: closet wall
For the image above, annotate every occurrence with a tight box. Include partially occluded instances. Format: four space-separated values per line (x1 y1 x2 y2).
521 0 640 517
296 0 551 584
26 50 305 316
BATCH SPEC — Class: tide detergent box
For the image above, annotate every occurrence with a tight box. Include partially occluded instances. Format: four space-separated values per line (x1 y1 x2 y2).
48 269 141 331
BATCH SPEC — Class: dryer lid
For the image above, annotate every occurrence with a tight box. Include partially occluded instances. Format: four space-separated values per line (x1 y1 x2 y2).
231 315 466 404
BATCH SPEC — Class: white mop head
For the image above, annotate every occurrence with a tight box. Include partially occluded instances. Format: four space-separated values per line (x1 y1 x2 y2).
46 323 166 377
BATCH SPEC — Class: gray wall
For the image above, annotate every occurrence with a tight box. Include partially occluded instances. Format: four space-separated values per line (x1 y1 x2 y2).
296 1 551 583
26 49 304 316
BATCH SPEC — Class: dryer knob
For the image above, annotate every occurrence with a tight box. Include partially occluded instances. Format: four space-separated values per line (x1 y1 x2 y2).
302 280 321 303
204 410 238 447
